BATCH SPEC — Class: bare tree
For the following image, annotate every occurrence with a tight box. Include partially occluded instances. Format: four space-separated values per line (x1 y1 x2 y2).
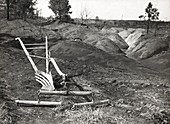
80 7 91 24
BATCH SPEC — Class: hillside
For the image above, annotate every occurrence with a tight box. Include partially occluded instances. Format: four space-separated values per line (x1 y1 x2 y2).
0 19 170 124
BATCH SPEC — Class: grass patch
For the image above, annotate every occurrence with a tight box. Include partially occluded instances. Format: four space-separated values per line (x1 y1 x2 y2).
53 106 127 124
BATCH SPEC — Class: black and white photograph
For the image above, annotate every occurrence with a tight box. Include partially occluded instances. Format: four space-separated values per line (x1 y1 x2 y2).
0 0 170 123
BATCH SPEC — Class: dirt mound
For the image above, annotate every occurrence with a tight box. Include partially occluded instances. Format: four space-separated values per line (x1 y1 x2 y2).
99 27 129 50
61 25 90 40
106 33 129 50
50 40 99 59
100 27 119 34
50 39 118 63
52 24 127 54
0 19 61 42
125 30 145 51
135 28 146 32
118 30 131 40
127 28 136 33
127 36 170 59
118 28 146 44
83 33 124 55
141 50 170 74
94 38 123 54
49 39 137 69
44 22 98 41
43 20 60 30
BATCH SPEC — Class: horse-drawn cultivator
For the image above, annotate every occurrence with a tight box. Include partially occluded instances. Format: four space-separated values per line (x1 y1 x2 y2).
15 37 110 108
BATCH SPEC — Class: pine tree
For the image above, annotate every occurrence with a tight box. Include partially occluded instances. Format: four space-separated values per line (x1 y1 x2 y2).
139 2 159 34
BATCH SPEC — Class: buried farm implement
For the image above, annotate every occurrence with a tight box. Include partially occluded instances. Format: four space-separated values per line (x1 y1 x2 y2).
15 37 109 108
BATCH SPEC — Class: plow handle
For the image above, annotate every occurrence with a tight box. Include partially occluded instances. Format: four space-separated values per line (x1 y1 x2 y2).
15 37 38 72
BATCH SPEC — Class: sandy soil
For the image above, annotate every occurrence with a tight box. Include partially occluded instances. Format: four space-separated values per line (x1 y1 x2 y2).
0 20 170 124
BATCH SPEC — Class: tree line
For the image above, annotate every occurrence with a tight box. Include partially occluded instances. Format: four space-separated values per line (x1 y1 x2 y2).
0 0 72 20
0 0 160 35
3 0 37 20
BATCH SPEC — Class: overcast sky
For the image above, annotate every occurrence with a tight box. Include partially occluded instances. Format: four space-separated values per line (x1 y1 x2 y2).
36 0 170 21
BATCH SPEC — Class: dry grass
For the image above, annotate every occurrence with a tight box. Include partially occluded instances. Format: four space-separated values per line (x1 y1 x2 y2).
53 106 132 124
0 102 11 124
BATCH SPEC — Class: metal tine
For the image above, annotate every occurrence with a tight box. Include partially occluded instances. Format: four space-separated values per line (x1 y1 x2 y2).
24 43 46 46
35 72 50 86
35 78 48 87
27 47 46 50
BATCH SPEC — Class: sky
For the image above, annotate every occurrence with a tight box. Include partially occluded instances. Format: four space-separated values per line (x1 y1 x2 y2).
36 0 170 21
